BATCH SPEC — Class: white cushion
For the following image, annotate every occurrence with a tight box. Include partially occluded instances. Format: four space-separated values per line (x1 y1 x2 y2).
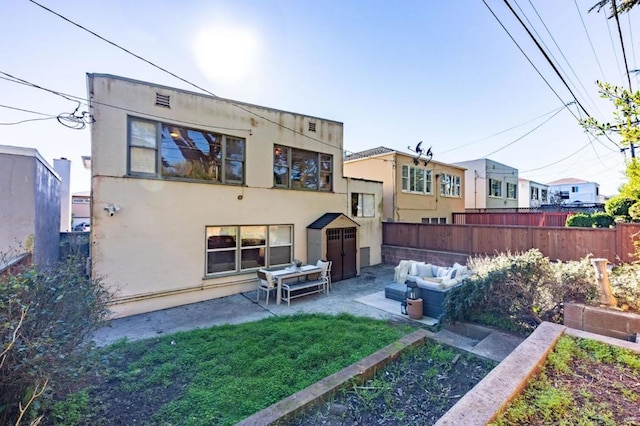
416 277 443 290
453 262 470 277
417 263 433 277
409 262 425 276
436 267 450 278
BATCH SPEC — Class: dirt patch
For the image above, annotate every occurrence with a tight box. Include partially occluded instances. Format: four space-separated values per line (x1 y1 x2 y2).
287 342 497 426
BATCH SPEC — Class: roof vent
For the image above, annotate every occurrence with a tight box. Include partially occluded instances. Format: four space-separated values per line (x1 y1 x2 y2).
308 122 316 132
155 93 170 108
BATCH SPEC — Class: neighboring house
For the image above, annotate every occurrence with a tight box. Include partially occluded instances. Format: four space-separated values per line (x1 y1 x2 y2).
453 158 519 209
54 158 72 232
71 191 91 229
547 178 605 204
518 178 549 208
0 145 61 265
343 147 466 223
88 73 383 317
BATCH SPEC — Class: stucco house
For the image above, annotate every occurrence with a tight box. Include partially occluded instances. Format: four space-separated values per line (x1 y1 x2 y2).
518 178 549 208
87 74 383 317
546 178 605 204
453 158 519 210
343 147 465 223
71 191 91 229
0 145 61 265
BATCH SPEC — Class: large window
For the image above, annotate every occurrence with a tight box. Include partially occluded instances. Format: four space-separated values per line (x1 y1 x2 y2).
128 117 245 184
205 225 292 275
401 165 432 194
489 178 502 197
440 173 461 197
531 187 540 201
541 189 548 203
273 145 332 191
507 182 517 199
351 193 375 217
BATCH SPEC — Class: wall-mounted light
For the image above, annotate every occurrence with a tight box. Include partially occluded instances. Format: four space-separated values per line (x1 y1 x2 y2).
104 204 120 217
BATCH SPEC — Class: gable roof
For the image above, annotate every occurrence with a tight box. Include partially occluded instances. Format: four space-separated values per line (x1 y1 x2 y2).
307 213 359 229
344 146 395 161
547 178 595 185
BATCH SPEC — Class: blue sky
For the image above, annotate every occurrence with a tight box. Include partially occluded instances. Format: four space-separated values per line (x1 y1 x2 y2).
2 0 638 195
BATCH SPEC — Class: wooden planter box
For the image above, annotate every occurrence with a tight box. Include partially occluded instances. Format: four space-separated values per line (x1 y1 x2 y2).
564 302 640 342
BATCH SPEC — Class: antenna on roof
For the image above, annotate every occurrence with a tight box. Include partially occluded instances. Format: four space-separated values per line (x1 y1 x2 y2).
407 141 433 166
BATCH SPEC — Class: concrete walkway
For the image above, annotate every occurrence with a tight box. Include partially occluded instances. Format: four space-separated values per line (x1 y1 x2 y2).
92 263 524 362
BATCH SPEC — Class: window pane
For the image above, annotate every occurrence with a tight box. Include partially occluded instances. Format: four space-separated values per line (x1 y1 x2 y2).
415 169 424 193
226 137 245 161
207 227 237 249
320 155 332 172
241 226 266 247
207 251 236 273
351 193 359 216
363 194 375 217
130 147 156 174
225 160 243 182
319 172 332 191
131 120 156 148
161 125 221 181
269 225 292 245
274 146 289 187
269 246 291 266
241 247 265 270
401 165 409 191
291 149 318 189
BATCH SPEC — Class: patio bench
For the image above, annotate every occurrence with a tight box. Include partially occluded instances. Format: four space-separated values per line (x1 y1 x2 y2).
281 279 327 306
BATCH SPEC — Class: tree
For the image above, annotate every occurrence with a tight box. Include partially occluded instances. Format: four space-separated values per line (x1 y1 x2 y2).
589 0 640 17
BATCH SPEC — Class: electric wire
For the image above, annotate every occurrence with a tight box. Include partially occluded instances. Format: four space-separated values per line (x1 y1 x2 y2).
628 13 638 80
0 117 57 126
27 0 338 151
502 0 591 117
481 105 566 157
612 0 634 90
574 0 607 82
0 103 55 117
604 10 627 84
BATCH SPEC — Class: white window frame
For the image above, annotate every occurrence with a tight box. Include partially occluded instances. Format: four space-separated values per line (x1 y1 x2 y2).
352 193 375 217
506 182 517 200
401 165 433 194
440 173 461 197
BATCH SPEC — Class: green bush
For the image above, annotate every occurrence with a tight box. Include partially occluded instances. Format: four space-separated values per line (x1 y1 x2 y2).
0 255 111 425
565 213 594 228
590 212 615 228
609 264 640 312
629 203 640 221
605 196 636 219
443 250 598 334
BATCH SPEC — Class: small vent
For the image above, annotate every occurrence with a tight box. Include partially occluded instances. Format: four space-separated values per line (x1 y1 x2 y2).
308 122 317 132
155 93 170 108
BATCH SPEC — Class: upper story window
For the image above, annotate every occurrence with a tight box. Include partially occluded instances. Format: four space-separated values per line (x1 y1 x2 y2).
401 165 432 194
541 189 548 202
571 186 579 193
128 117 245 184
440 173 461 197
351 193 375 217
531 187 540 200
507 182 517 200
273 145 332 191
489 178 502 197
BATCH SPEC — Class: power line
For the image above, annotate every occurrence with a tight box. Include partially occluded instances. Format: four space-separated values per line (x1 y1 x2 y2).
481 0 577 120
27 0 339 152
482 105 566 157
604 10 627 84
0 103 55 117
573 0 607 81
0 117 56 126
502 0 591 117
612 0 634 90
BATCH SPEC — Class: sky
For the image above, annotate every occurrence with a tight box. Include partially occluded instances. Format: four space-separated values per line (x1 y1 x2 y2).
1 0 639 196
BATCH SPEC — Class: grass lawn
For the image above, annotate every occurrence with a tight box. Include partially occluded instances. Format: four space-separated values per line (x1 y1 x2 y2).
50 313 416 425
491 335 640 425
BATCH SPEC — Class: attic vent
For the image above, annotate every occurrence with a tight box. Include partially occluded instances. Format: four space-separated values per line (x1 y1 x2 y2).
155 93 170 108
308 122 316 132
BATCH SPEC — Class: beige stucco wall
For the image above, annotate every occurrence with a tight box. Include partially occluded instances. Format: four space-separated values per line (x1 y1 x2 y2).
344 152 465 223
88 74 382 317
347 177 383 266
455 159 518 209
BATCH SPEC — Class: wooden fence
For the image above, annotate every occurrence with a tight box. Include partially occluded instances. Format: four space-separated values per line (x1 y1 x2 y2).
383 222 640 264
452 212 571 227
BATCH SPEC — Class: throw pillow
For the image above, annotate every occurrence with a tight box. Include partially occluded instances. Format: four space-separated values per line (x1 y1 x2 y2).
417 263 433 277
436 267 450 278
410 262 426 276
445 268 457 280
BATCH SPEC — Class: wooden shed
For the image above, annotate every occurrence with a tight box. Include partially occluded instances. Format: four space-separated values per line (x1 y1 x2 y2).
307 213 360 283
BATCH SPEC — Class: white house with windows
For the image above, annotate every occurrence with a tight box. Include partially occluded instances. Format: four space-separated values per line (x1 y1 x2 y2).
453 158 518 210
343 147 465 223
87 74 382 317
546 178 604 204
518 178 549 208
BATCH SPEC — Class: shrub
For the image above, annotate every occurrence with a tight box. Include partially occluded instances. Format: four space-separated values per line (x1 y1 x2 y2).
0 255 111 425
443 250 597 334
629 203 640 222
590 212 615 228
609 264 640 312
605 196 636 220
565 213 594 228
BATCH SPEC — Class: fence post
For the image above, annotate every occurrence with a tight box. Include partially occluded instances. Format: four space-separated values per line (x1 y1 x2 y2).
591 258 617 307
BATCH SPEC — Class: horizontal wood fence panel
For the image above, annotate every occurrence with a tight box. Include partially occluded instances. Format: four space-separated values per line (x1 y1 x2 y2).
452 212 571 227
383 222 640 264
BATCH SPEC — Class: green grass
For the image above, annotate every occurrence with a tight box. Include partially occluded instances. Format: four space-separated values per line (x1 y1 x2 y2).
491 335 640 425
52 313 415 425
